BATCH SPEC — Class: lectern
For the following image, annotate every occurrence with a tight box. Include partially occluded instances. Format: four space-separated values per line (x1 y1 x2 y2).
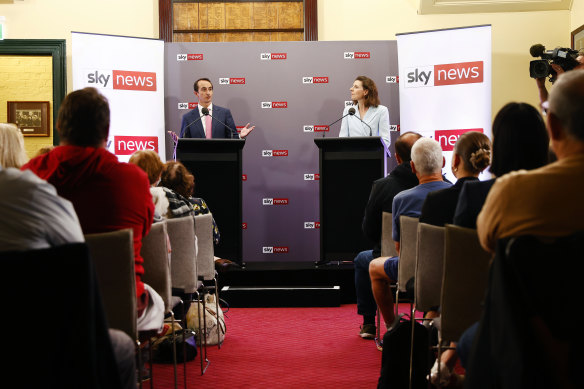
314 136 387 265
177 139 245 264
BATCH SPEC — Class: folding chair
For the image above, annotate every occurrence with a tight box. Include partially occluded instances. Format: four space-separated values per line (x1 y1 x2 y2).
194 213 223 356
376 211 399 349
165 216 208 374
141 221 183 389
84 229 144 388
395 215 419 320
0 243 122 388
410 222 445 387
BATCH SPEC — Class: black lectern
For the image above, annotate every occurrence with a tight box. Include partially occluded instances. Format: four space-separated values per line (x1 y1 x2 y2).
314 136 386 265
177 139 245 264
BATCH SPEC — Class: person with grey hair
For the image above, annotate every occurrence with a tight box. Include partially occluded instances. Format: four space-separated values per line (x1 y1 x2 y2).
0 123 28 168
369 137 451 331
478 69 584 252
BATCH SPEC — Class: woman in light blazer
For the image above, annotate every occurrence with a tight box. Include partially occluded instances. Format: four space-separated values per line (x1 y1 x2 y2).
339 75 390 146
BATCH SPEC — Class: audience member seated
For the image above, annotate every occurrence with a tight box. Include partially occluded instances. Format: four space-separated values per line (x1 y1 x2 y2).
160 161 238 270
0 130 136 389
453 102 550 229
420 131 491 227
21 87 164 334
129 150 170 222
467 69 584 389
0 123 28 168
354 132 421 339
417 131 490 386
369 138 451 331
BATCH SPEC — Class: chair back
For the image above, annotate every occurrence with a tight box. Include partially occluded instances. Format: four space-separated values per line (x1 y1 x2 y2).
85 228 137 341
195 213 215 281
0 244 122 388
415 223 445 312
440 224 491 342
397 215 419 292
381 211 398 257
141 221 172 313
166 216 198 293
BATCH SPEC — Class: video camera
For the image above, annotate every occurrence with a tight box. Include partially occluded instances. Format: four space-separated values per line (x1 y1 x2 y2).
529 44 580 82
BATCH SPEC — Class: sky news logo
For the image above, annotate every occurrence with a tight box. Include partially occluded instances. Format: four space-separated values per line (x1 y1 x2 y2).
436 128 484 151
260 52 287 60
177 53 204 61
390 125 400 131
262 246 289 254
345 101 354 107
303 76 329 84
242 223 247 230
344 51 371 59
262 150 288 157
242 174 247 181
304 173 320 181
262 198 289 205
304 222 321 229
219 77 245 85
386 76 399 83
114 136 158 155
261 101 288 109
86 70 157 91
178 102 198 110
406 61 483 88
303 125 329 133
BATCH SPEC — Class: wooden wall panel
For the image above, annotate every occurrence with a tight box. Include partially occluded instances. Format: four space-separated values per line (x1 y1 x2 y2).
171 1 312 42
226 3 252 29
252 3 278 29
278 2 303 29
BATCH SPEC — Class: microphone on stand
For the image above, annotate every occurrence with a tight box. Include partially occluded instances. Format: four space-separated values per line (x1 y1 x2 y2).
348 108 373 136
324 107 356 138
202 107 239 139
179 109 207 138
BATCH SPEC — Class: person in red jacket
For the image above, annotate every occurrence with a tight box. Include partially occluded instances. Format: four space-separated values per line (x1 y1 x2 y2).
22 87 163 332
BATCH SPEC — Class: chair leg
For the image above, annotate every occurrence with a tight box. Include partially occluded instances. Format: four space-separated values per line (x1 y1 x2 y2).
214 277 221 349
375 307 383 350
409 307 416 389
136 339 143 389
194 290 209 375
169 311 178 389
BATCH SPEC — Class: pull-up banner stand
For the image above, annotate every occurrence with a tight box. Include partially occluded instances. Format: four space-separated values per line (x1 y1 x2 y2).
72 32 166 162
397 25 492 183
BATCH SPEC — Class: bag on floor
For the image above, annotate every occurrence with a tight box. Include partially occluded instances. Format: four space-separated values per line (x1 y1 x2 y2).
152 324 197 363
377 319 430 389
186 293 226 346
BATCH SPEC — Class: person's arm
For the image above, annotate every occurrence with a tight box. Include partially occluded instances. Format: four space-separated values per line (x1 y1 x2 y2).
378 105 391 145
476 179 508 253
535 77 549 112
392 196 401 255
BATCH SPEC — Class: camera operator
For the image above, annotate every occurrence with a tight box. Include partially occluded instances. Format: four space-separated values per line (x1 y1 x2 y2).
534 48 584 112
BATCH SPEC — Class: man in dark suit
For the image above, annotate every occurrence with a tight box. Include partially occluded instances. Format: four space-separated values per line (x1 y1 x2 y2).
180 78 255 139
354 131 421 339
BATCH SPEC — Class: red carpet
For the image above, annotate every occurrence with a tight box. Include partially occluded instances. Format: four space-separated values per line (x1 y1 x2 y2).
150 303 416 388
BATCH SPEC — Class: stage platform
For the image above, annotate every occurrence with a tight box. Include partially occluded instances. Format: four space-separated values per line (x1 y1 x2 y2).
218 261 356 308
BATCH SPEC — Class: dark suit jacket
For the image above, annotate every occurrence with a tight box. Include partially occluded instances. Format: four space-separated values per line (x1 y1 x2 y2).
452 178 496 229
420 176 479 227
362 162 419 257
180 104 238 139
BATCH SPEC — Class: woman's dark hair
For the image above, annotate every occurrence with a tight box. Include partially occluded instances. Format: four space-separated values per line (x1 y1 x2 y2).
160 161 194 198
353 76 380 108
490 102 549 176
453 131 491 175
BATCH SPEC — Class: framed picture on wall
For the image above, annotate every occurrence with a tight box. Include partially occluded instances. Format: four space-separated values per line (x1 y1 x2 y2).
7 101 50 137
571 24 584 51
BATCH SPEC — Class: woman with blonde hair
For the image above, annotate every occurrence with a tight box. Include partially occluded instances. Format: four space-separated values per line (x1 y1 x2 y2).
128 150 169 222
0 123 28 168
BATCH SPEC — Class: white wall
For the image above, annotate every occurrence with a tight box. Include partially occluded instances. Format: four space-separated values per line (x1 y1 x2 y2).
318 0 571 117
0 0 159 91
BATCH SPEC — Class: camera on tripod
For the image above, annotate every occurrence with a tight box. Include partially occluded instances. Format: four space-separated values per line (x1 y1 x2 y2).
529 44 580 82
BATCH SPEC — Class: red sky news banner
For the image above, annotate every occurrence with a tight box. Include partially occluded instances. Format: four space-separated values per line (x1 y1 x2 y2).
396 25 492 182
72 32 166 162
